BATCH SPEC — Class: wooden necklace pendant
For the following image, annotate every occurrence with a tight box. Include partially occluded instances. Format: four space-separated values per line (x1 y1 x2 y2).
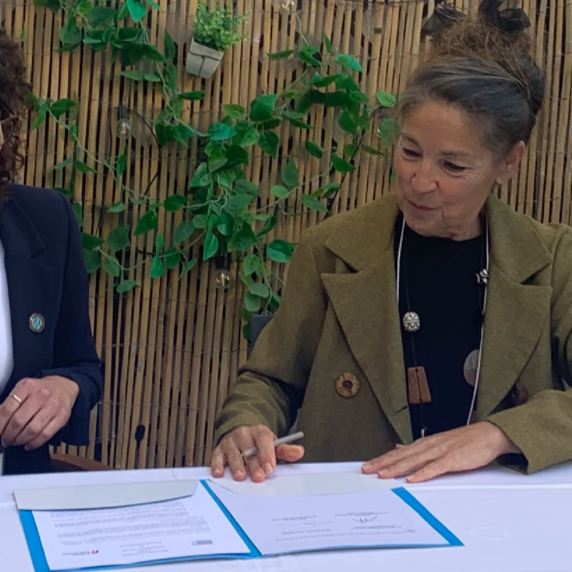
402 311 421 333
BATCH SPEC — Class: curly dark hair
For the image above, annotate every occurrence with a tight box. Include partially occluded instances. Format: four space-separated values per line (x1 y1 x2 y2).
0 28 32 199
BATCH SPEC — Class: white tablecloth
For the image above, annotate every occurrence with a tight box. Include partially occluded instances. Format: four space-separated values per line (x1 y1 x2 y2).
1 461 572 572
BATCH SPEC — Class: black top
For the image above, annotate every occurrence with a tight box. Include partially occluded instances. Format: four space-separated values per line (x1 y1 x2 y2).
395 214 485 439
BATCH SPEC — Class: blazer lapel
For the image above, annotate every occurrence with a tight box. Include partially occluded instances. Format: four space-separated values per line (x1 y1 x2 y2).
321 195 413 444
477 196 552 417
0 195 55 397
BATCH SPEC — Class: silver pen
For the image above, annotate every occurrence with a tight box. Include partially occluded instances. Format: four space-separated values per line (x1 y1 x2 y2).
242 431 305 459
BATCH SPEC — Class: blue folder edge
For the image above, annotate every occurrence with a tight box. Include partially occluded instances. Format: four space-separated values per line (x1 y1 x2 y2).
19 482 461 572
18 480 258 572
392 487 464 547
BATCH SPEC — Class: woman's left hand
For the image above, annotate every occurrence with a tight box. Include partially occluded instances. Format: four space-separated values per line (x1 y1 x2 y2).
0 376 79 450
362 422 521 483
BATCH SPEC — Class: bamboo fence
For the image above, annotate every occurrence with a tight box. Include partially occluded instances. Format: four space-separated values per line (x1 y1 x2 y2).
0 0 569 468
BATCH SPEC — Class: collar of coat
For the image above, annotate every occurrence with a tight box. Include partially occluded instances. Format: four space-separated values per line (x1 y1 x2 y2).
320 193 552 444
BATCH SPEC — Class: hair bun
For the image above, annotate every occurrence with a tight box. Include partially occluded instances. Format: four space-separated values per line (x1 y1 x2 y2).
478 0 531 34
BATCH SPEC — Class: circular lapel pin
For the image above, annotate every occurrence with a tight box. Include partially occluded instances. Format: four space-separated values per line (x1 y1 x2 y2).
335 373 360 398
29 313 45 333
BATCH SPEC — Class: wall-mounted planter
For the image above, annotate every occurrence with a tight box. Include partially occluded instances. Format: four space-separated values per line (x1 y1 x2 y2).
185 38 224 79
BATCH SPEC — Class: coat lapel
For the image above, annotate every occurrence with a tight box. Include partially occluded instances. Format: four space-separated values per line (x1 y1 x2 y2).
0 194 55 397
477 196 552 417
321 195 413 444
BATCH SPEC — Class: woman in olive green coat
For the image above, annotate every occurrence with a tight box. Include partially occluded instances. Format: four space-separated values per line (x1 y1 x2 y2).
211 5 572 483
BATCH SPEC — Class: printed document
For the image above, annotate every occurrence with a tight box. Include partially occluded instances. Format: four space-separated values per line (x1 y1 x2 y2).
32 482 250 570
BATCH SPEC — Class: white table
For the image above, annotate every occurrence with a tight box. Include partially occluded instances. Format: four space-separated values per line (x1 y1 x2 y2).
1 462 572 572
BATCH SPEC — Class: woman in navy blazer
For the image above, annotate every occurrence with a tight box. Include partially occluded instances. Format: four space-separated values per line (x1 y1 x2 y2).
0 30 102 474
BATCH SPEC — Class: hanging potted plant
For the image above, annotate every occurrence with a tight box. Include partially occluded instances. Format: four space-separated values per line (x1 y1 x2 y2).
186 2 247 79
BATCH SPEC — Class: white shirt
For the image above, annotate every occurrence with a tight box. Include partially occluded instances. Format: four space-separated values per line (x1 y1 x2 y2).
0 240 13 393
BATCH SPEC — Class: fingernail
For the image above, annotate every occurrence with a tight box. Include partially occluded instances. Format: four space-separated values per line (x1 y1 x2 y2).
362 462 372 470
253 471 264 482
264 463 273 474
235 471 245 480
377 470 388 478
213 468 222 477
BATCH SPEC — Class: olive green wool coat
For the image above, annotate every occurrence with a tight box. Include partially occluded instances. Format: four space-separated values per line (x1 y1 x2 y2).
215 194 572 473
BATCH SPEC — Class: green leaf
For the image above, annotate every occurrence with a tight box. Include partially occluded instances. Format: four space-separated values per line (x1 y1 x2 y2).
231 224 257 252
150 255 165 278
287 117 313 130
190 163 213 187
302 194 327 212
216 212 233 236
258 131 279 158
298 46 322 67
193 214 208 229
267 49 294 60
31 101 48 130
73 160 97 174
164 247 181 269
223 104 245 119
120 70 146 81
203 231 219 260
318 182 342 197
271 185 290 199
376 91 397 108
54 187 73 198
249 282 270 298
208 122 236 141
127 0 147 22
378 118 401 147
134 210 158 235
103 255 121 277
108 201 126 213
235 180 259 195
323 32 332 53
77 2 92 17
249 94 277 122
107 225 131 251
244 291 261 312
257 215 277 238
50 98 76 117
174 220 194 244
144 0 162 10
225 194 254 214
144 72 161 82
179 259 198 279
348 90 369 104
155 232 164 253
164 195 188 212
282 159 299 187
267 239 294 263
336 54 363 72
311 72 342 88
332 155 355 173
33 0 61 13
362 144 384 156
83 249 100 273
240 127 260 147
179 90 205 101
73 202 83 227
164 30 176 60
116 154 127 177
81 233 104 250
155 124 176 146
59 18 82 48
225 145 249 167
243 254 262 277
53 157 72 170
323 91 349 107
117 280 138 293
141 43 166 62
87 6 117 27
305 140 324 159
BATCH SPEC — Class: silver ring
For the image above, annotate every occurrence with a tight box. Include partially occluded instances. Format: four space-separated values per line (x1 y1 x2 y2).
10 393 22 405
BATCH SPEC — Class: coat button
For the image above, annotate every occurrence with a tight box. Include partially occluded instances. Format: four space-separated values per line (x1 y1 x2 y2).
335 373 360 398
509 382 528 406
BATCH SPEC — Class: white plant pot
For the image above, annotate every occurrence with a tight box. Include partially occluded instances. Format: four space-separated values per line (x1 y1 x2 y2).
186 38 224 79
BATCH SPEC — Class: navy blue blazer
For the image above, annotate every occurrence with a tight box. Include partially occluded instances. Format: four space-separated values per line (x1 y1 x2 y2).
0 184 102 475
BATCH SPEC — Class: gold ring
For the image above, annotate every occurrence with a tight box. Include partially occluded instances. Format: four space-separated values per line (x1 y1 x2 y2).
10 393 22 405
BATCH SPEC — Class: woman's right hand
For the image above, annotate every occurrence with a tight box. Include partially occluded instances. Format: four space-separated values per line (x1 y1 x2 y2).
210 425 305 482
